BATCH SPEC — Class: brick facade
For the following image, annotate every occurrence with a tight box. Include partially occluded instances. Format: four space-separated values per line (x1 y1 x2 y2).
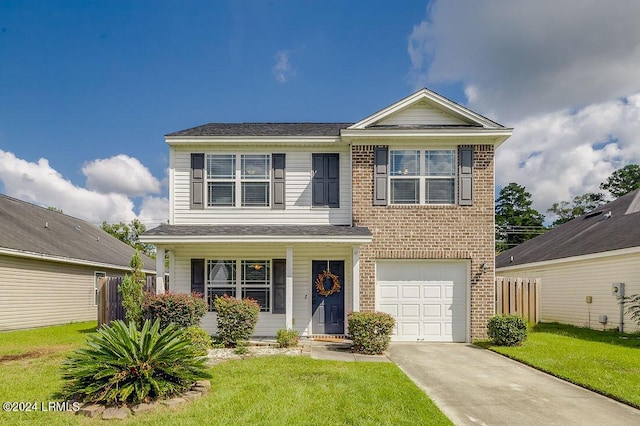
352 144 496 340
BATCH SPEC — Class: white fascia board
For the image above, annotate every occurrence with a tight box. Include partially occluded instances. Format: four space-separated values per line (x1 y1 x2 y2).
0 247 156 275
341 128 513 147
140 235 372 245
496 246 640 273
166 136 343 146
349 88 504 129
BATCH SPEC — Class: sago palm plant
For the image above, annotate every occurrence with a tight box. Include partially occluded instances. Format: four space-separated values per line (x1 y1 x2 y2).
62 319 210 405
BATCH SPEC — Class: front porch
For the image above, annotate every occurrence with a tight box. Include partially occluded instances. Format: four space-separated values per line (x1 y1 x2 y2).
142 224 371 337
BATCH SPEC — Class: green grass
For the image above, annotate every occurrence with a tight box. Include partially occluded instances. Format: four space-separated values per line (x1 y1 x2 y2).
480 322 640 408
0 322 451 425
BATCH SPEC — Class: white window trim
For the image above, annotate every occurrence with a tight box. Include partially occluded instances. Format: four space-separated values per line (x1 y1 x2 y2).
205 153 271 208
206 259 273 313
389 148 457 205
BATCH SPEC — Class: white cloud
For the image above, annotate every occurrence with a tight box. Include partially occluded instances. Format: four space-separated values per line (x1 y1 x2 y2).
408 1 640 122
273 50 295 83
496 94 640 216
408 1 640 222
82 154 161 196
137 196 169 228
0 150 167 227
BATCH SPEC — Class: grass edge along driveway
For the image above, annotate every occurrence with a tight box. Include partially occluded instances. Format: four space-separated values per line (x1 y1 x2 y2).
0 321 452 425
479 322 640 409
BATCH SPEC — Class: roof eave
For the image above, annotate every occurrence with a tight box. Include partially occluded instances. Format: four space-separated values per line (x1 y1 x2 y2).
166 136 343 146
341 128 513 146
140 235 372 244
0 247 156 274
496 246 640 272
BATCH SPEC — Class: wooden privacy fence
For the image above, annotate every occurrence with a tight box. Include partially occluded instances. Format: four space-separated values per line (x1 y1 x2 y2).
98 275 169 326
495 277 540 324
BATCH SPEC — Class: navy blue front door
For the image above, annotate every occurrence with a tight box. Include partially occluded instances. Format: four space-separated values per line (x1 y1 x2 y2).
312 260 344 334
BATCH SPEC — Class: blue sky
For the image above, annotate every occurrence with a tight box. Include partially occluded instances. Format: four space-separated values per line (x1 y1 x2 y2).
2 1 640 227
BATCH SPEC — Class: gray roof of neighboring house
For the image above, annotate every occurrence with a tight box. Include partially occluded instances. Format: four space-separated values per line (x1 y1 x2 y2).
0 194 156 272
143 224 371 238
166 123 353 137
496 189 640 268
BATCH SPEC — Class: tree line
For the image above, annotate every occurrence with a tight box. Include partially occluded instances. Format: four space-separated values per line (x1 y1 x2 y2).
496 164 640 252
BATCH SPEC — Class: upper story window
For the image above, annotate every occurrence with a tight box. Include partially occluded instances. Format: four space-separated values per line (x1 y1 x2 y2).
206 154 270 207
390 149 456 204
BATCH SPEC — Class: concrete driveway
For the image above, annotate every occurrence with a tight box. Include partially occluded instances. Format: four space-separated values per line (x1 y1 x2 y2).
388 343 640 426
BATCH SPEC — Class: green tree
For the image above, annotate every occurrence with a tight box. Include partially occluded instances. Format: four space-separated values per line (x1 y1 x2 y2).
47 206 63 213
600 164 640 198
101 219 154 257
547 192 606 226
495 183 546 252
118 251 146 326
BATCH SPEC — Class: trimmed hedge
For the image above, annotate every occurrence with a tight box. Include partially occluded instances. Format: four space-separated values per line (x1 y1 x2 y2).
348 311 395 355
487 314 528 346
143 292 207 330
182 326 213 356
214 295 260 347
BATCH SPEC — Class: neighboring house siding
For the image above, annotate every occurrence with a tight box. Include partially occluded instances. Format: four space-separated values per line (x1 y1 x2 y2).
352 144 496 340
171 146 351 225
170 244 353 337
0 255 123 331
497 252 640 332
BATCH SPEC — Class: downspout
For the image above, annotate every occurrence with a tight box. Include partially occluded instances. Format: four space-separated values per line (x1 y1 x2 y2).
619 283 625 333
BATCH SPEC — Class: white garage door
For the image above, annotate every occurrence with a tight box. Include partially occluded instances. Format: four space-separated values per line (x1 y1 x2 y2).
376 260 468 342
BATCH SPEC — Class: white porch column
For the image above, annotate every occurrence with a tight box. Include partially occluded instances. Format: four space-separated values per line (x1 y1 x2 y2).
155 247 165 294
285 246 294 329
352 247 360 312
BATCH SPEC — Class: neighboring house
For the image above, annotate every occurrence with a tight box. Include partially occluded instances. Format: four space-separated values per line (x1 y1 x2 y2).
0 194 156 331
141 88 512 342
496 189 640 333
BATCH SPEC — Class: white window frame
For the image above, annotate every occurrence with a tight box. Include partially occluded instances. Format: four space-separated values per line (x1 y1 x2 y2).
389 149 457 205
205 259 272 313
206 153 271 208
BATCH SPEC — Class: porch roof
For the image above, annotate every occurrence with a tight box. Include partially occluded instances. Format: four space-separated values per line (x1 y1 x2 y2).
141 224 372 244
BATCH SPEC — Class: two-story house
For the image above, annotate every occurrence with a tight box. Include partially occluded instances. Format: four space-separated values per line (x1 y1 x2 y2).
141 89 512 342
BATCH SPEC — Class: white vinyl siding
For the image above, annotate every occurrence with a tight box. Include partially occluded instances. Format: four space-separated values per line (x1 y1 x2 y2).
0 255 122 331
170 243 352 337
497 252 640 333
172 146 351 225
376 102 469 126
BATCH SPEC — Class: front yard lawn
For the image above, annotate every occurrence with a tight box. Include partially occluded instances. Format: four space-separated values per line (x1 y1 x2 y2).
0 322 451 425
481 322 640 408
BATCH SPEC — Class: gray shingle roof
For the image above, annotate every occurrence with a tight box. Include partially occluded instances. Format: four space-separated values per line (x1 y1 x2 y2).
0 194 156 271
166 123 353 137
496 189 640 268
143 224 371 238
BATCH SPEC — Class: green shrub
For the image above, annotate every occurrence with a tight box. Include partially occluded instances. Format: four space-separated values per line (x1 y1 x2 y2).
182 326 212 356
214 295 260 348
277 329 300 348
143 292 207 330
625 294 640 327
487 315 528 346
348 311 395 355
63 319 210 405
118 252 146 326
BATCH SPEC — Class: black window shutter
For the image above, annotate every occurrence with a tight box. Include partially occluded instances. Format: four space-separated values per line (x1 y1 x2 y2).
272 259 286 314
191 259 205 295
458 146 474 206
326 154 340 208
373 146 389 206
191 153 205 209
272 154 286 210
312 154 325 206
312 153 340 207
